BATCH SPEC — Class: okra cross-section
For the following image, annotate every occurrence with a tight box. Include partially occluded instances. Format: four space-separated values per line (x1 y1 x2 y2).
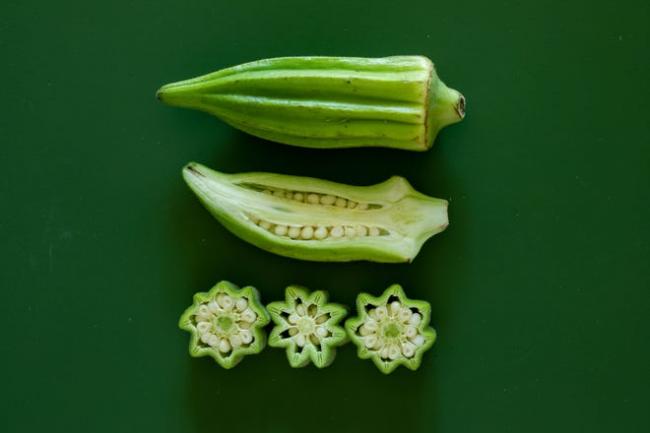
179 281 270 369
157 56 465 151
183 162 449 263
267 286 347 368
345 284 436 374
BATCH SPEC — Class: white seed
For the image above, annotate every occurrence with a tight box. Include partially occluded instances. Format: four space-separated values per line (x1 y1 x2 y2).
375 306 388 320
369 226 380 236
316 326 328 337
293 192 304 202
296 303 306 316
196 322 212 334
330 226 344 238
207 300 220 313
208 335 220 348
300 226 314 239
197 305 210 317
217 294 233 311
379 346 390 359
218 339 231 353
409 313 422 326
314 226 328 239
389 301 401 315
307 193 320 204
200 333 212 344
229 335 242 349
398 307 413 323
363 319 378 332
359 325 373 336
284 192 294 200
320 195 336 205
335 197 347 207
238 321 251 329
355 225 368 236
295 334 306 347
368 308 378 320
344 226 356 237
241 308 257 323
240 329 253 344
259 220 272 230
388 345 401 360
288 226 301 239
412 335 425 346
402 341 416 358
273 190 284 198
357 203 369 210
288 327 299 336
405 326 417 339
288 313 299 324
347 201 357 209
235 298 248 312
274 225 288 236
364 334 378 348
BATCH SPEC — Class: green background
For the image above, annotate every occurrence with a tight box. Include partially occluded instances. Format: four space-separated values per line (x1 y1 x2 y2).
1 0 648 432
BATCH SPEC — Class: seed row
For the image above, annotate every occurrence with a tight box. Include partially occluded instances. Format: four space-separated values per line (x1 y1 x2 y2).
241 183 376 209
247 214 386 239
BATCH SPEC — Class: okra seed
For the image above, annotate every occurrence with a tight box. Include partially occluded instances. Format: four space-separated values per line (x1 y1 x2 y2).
368 309 378 320
398 307 412 323
296 303 306 316
330 226 344 238
288 327 299 336
196 322 212 334
309 334 320 346
200 333 211 344
347 201 357 209
274 225 288 236
217 294 233 311
316 326 328 337
364 320 378 332
355 225 368 236
357 203 369 210
375 306 388 320
288 313 299 324
409 313 422 326
320 195 336 205
198 305 210 317
238 321 251 329
285 192 294 200
344 226 356 237
412 335 425 346
405 326 417 339
293 192 304 202
300 226 314 239
369 227 380 236
235 298 248 312
218 339 231 353
241 309 257 323
208 335 221 348
315 314 329 324
379 346 390 359
208 301 220 313
262 190 272 195
295 334 306 347
240 329 253 344
388 345 401 360
314 226 328 239
390 301 401 315
364 335 378 348
273 190 284 198
335 197 347 207
288 226 301 238
230 335 242 348
401 341 416 358
359 325 373 336
259 220 272 230
307 193 319 204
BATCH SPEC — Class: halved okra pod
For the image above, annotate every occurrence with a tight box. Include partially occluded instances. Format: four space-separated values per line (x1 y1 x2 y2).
267 286 347 368
157 56 465 151
345 284 436 374
179 281 270 369
183 162 448 263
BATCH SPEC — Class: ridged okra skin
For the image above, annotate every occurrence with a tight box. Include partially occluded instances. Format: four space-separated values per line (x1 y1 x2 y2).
183 162 449 263
345 284 437 374
157 56 465 151
267 286 347 368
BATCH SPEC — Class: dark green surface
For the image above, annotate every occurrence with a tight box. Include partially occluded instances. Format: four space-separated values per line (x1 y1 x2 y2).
1 0 648 432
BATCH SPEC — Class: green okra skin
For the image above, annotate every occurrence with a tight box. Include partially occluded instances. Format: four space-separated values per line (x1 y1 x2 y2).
267 286 347 368
157 56 465 151
179 281 270 369
345 284 436 374
183 162 449 263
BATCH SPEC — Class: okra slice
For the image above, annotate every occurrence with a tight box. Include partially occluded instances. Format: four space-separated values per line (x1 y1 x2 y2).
267 286 347 368
178 281 270 369
345 284 436 374
157 56 465 151
183 162 448 263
